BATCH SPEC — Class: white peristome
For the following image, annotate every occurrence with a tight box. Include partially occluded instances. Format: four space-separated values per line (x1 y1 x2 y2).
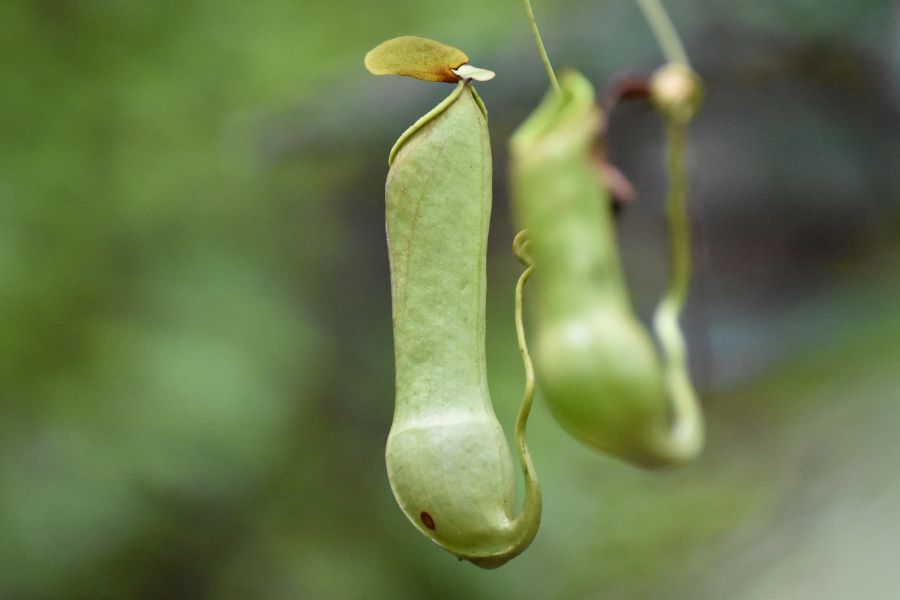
453 64 496 82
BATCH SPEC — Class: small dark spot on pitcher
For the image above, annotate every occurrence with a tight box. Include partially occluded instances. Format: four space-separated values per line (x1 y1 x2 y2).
420 511 436 530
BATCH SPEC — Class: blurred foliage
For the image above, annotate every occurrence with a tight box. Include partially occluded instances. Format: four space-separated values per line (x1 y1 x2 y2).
0 0 898 598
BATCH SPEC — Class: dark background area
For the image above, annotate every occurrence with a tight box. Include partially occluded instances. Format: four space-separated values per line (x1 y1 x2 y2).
1 0 899 598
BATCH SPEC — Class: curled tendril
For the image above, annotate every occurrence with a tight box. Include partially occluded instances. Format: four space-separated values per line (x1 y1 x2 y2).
513 234 539 546
512 229 534 267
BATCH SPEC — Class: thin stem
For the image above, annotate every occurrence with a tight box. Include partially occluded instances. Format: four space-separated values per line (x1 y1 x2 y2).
514 263 536 447
511 229 540 529
635 0 690 66
514 260 539 515
522 0 561 95
649 122 704 462
661 123 690 311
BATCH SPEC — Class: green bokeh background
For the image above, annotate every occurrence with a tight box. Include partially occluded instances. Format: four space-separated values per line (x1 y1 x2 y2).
2 1 898 598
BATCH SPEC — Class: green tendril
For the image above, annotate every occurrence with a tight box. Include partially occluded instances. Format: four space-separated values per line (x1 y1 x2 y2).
650 119 704 458
512 229 533 267
513 233 540 535
522 0 561 95
635 0 690 66
659 124 690 316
